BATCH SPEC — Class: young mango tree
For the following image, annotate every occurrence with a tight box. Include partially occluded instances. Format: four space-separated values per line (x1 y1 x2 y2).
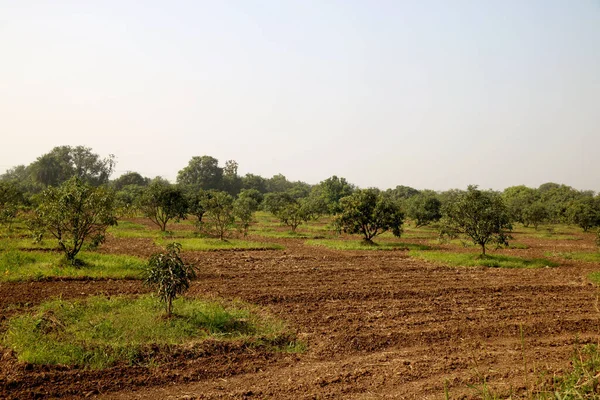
138 179 188 231
143 242 197 317
233 191 260 235
204 190 235 240
440 185 512 256
263 192 320 232
33 177 117 265
336 188 404 244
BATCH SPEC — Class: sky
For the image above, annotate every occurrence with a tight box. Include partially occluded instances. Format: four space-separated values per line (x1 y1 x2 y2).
1 0 599 191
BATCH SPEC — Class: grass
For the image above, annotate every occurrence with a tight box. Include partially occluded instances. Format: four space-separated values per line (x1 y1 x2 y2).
306 239 432 251
3 295 299 369
0 237 59 250
0 250 146 282
461 343 600 399
410 250 558 268
155 238 283 251
545 251 600 263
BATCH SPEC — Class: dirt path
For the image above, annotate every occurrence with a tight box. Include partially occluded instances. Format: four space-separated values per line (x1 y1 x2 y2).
1 236 599 399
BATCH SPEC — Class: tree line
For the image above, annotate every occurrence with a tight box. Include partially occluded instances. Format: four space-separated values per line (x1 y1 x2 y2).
1 146 600 262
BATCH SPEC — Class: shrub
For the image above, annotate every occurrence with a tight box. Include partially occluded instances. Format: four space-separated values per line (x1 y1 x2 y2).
143 243 197 317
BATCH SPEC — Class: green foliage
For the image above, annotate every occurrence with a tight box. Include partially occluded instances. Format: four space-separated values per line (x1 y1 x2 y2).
522 200 548 230
502 185 540 225
138 179 188 231
538 182 581 224
176 155 223 190
310 175 355 214
336 188 404 243
185 189 212 224
111 171 150 190
0 180 25 229
222 159 242 195
3 295 298 369
406 190 442 227
568 196 600 232
440 185 512 256
30 145 115 187
203 190 235 239
144 243 197 316
410 251 558 268
385 185 420 201
241 173 268 193
234 193 260 235
32 177 117 264
264 192 321 232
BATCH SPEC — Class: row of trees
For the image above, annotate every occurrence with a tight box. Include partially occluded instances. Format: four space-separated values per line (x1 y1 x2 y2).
2 146 600 261
5 146 598 234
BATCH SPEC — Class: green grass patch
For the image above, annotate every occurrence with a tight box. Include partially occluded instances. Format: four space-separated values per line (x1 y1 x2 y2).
3 295 299 369
547 251 600 262
156 238 283 251
306 239 432 251
526 232 582 240
409 250 558 268
0 237 59 251
0 250 145 282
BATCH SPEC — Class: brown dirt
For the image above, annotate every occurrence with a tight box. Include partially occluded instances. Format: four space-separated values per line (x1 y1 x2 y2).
1 229 600 399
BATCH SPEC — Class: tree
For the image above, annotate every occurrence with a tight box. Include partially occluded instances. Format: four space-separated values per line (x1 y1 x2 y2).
440 185 512 256
406 190 442 227
502 185 540 225
266 174 294 193
538 183 580 223
222 160 242 195
33 177 117 264
568 197 600 232
0 181 25 229
176 156 223 190
138 179 188 231
203 190 235 240
263 192 320 232
522 201 548 230
29 146 115 187
311 175 355 214
111 171 150 190
241 173 268 193
186 189 212 225
143 242 196 317
233 192 260 235
386 185 420 201
336 189 404 243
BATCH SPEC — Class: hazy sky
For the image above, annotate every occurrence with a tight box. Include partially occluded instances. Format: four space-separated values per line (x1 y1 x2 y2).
1 1 599 191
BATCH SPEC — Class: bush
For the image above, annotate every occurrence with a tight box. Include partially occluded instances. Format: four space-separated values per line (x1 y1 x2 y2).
143 243 197 317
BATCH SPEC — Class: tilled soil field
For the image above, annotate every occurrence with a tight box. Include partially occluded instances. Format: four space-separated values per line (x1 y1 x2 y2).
1 232 599 399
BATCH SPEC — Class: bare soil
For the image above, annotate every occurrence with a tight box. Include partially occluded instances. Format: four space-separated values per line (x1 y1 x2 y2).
1 227 599 399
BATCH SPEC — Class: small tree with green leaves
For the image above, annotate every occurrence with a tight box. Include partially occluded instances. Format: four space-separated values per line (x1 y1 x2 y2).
33 177 117 264
406 190 442 227
233 191 260 235
440 185 512 256
336 188 404 243
263 192 320 232
568 197 600 232
138 179 188 231
143 243 196 317
204 190 235 240
522 201 548 230
0 181 25 230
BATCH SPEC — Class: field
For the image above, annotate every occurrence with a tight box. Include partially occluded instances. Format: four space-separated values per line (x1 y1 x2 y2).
1 216 600 399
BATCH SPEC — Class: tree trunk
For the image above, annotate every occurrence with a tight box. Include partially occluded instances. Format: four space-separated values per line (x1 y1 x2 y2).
481 243 486 256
